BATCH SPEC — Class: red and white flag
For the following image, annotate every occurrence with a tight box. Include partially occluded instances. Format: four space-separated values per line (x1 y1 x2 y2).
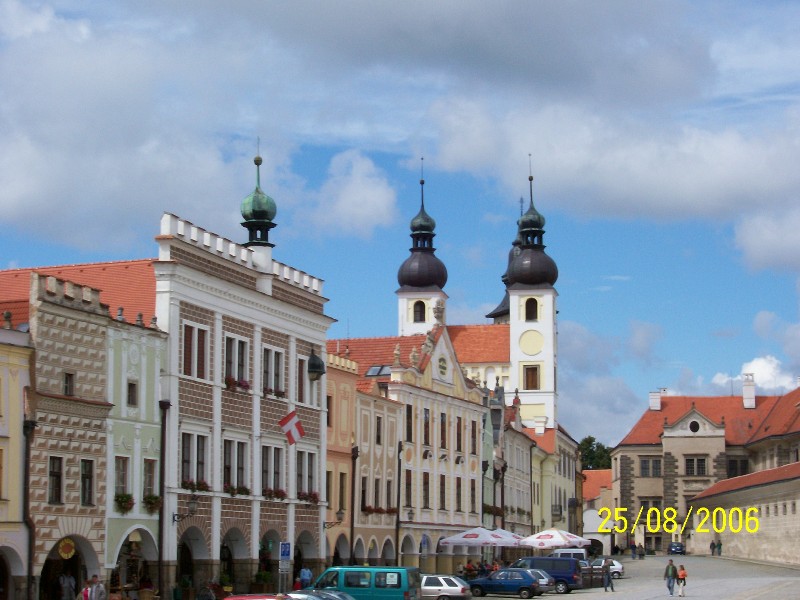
279 410 305 445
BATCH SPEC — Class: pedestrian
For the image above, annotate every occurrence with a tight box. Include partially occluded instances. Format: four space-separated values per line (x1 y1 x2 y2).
676 565 687 597
299 566 312 588
491 559 500 572
293 577 302 591
664 559 678 597
636 543 645 560
89 575 106 600
76 580 91 600
60 570 77 600
455 563 464 577
709 540 716 556
602 558 614 592
465 559 476 579
716 540 722 556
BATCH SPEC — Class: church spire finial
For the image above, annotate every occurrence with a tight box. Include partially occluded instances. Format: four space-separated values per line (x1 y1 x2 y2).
420 157 425 209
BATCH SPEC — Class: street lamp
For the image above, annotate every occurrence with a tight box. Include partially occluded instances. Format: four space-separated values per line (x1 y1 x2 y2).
308 349 326 381
173 494 199 523
324 508 346 529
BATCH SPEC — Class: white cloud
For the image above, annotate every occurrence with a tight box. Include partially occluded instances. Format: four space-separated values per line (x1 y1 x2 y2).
711 355 796 393
626 320 663 364
734 210 800 271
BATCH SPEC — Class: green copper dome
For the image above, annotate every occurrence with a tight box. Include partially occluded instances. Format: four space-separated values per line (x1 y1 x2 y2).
240 155 277 222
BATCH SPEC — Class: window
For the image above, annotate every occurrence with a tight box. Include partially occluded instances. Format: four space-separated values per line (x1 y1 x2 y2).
405 405 413 442
262 445 283 492
404 469 412 506
360 476 368 510
182 323 208 379
297 358 306 403
456 417 463 452
376 416 383 445
143 459 157 496
374 478 381 507
685 457 707 476
439 474 446 509
470 479 476 513
327 395 333 428
727 458 748 478
80 459 94 506
49 457 63 504
225 335 248 383
456 477 462 511
297 450 317 493
223 440 248 487
423 408 431 445
127 381 138 407
525 298 538 321
262 347 285 393
115 456 129 495
386 480 393 510
524 365 540 390
640 458 661 477
181 433 209 484
326 470 332 505
470 421 477 455
63 373 75 396
440 412 447 449
413 301 425 323
339 472 347 510
422 472 430 508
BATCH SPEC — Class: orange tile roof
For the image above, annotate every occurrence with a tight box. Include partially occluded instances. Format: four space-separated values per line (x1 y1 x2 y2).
692 461 800 501
0 260 157 324
327 333 430 378
0 300 30 328
617 394 783 447
747 387 800 444
582 469 612 502
523 427 555 453
449 324 510 363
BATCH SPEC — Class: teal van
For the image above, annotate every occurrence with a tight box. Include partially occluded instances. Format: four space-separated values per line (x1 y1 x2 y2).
314 566 421 600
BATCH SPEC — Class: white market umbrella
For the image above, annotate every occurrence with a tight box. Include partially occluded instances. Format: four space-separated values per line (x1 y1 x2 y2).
519 529 591 550
439 526 522 547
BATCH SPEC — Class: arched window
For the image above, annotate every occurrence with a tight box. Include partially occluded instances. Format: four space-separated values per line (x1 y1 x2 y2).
413 301 426 323
525 298 538 321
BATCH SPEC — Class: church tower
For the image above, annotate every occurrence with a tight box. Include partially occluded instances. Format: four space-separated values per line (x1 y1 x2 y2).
396 177 448 336
490 175 559 430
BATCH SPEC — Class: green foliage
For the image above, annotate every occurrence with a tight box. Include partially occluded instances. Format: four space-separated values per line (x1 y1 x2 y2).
578 435 612 469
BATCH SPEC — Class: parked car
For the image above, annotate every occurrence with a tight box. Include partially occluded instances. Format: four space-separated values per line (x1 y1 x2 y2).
420 575 471 600
509 557 583 594
548 549 588 561
314 567 422 600
469 568 539 599
526 570 554 596
668 542 686 555
588 558 624 579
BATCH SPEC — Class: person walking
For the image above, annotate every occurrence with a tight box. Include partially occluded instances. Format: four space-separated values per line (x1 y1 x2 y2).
299 566 312 588
76 580 91 600
89 575 106 600
716 540 722 556
664 559 678 597
637 543 645 560
602 558 614 592
60 570 76 600
676 565 687 597
709 540 716 556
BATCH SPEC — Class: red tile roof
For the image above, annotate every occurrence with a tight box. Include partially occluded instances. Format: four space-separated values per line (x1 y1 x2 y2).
747 387 800 444
523 427 555 453
327 333 430 379
582 469 612 502
617 394 785 447
449 324 510 363
692 461 800 501
0 260 157 324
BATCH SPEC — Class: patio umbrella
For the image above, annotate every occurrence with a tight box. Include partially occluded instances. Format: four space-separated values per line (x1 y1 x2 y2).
439 526 522 547
519 529 591 550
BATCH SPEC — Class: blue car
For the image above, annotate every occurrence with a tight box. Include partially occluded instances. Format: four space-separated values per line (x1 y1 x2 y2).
469 569 540 599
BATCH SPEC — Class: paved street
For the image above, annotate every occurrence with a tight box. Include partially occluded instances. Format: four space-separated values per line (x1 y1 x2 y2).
567 554 800 599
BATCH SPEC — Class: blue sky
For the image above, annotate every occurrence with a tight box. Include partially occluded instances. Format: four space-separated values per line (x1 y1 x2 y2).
2 1 800 445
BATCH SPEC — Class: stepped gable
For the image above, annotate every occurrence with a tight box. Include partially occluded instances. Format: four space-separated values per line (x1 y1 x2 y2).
0 259 157 324
692 461 800 500
617 394 782 447
448 324 510 363
583 469 612 502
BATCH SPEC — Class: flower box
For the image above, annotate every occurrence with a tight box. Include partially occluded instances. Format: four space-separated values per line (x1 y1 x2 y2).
115 493 135 514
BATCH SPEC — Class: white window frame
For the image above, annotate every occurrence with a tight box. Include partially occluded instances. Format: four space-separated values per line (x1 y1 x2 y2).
223 438 249 488
296 450 317 493
224 334 249 384
182 321 210 380
115 455 130 495
261 444 284 493
180 431 209 485
262 345 285 394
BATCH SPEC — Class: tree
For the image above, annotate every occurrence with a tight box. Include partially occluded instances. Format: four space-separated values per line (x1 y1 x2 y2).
578 435 611 469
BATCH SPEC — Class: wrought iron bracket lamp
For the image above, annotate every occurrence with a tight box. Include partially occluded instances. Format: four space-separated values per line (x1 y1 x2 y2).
173 494 199 523
324 508 346 529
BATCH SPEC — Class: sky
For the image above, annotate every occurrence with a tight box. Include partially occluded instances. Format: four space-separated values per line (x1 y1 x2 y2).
2 1 800 446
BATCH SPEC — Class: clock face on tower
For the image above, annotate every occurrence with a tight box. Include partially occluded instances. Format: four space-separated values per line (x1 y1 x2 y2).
438 356 448 376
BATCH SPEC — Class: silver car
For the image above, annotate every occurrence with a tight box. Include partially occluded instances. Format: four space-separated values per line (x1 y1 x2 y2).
421 575 472 600
525 570 554 595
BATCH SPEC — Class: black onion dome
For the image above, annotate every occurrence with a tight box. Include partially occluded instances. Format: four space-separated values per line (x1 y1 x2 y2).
507 247 558 286
397 252 448 289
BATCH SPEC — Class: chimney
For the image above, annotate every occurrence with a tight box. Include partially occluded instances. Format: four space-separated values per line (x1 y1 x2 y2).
743 373 756 409
649 388 665 411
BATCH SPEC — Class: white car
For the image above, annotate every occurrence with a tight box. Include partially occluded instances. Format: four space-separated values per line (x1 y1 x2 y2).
525 569 554 595
590 558 624 579
421 575 472 600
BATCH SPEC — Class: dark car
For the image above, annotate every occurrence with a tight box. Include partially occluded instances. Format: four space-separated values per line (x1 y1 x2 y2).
469 568 539 599
668 542 686 555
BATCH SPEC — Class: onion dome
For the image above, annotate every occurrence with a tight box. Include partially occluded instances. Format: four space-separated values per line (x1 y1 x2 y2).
241 155 277 247
397 178 448 290
506 175 558 287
